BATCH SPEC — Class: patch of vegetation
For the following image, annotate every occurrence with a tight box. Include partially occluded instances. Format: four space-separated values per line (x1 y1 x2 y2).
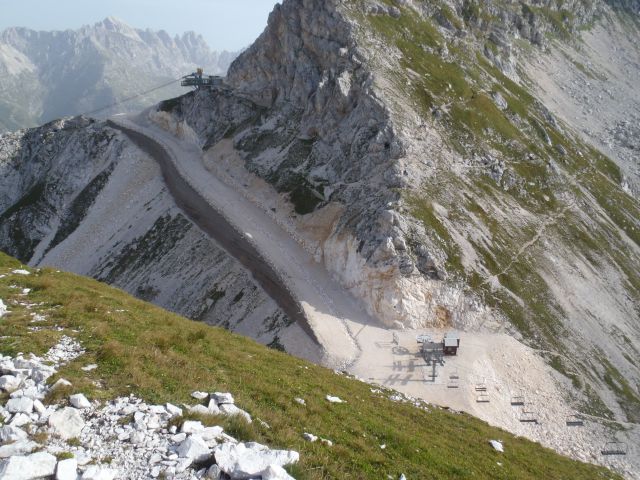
0 253 620 479
599 356 640 423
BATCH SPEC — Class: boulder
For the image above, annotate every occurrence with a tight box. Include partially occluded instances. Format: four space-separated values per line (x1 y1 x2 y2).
181 420 204 434
5 397 33 414
214 442 299 480
207 399 221 414
0 425 28 443
261 465 296 480
191 391 208 400
166 403 183 417
177 434 211 462
0 451 57 479
219 404 252 423
211 392 234 405
81 466 117 480
0 375 21 393
48 407 85 439
56 458 78 480
200 426 224 442
0 440 38 458
187 404 211 416
69 393 92 409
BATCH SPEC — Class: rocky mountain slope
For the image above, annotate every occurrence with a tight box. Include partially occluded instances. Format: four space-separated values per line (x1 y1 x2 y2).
158 0 640 429
0 0 639 477
0 253 621 479
0 17 237 132
0 116 317 360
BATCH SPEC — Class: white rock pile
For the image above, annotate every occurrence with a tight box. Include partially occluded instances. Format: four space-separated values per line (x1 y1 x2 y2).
0 338 299 479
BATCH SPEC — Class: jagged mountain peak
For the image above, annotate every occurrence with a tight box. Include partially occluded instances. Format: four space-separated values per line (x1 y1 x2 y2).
0 19 239 132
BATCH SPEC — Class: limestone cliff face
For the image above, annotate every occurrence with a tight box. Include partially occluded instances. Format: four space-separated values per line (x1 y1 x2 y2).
161 0 640 424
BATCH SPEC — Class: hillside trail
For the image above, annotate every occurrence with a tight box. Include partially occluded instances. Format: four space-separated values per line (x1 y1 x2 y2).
109 114 382 370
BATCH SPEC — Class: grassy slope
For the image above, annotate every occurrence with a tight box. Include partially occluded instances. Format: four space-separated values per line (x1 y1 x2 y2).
0 252 619 480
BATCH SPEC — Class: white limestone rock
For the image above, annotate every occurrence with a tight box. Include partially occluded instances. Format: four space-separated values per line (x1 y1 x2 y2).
191 391 208 400
177 434 211 462
219 404 252 423
325 395 344 403
69 393 92 409
48 407 85 439
32 399 46 415
181 420 204 434
207 399 221 414
489 440 504 452
56 458 78 480
50 378 72 390
214 442 299 480
166 403 183 417
6 397 33 414
261 464 296 480
81 466 117 480
0 451 57 479
200 426 224 442
0 375 21 393
211 392 234 405
8 413 31 427
0 425 28 443
0 440 39 458
302 432 317 442
205 464 223 479
187 404 211 416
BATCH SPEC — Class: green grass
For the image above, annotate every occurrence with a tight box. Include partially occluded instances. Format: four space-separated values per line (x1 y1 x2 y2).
0 252 620 479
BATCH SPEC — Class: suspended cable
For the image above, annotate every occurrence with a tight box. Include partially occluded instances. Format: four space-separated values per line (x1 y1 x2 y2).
81 76 185 117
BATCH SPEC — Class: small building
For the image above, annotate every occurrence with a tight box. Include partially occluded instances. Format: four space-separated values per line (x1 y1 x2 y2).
442 331 460 356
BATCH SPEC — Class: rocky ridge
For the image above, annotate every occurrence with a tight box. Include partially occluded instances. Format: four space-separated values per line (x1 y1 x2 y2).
0 117 318 359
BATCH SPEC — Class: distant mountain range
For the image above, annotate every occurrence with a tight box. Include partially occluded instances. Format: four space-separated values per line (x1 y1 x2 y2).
0 17 238 132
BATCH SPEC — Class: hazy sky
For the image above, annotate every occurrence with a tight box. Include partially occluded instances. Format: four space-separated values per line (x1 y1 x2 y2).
0 0 280 51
